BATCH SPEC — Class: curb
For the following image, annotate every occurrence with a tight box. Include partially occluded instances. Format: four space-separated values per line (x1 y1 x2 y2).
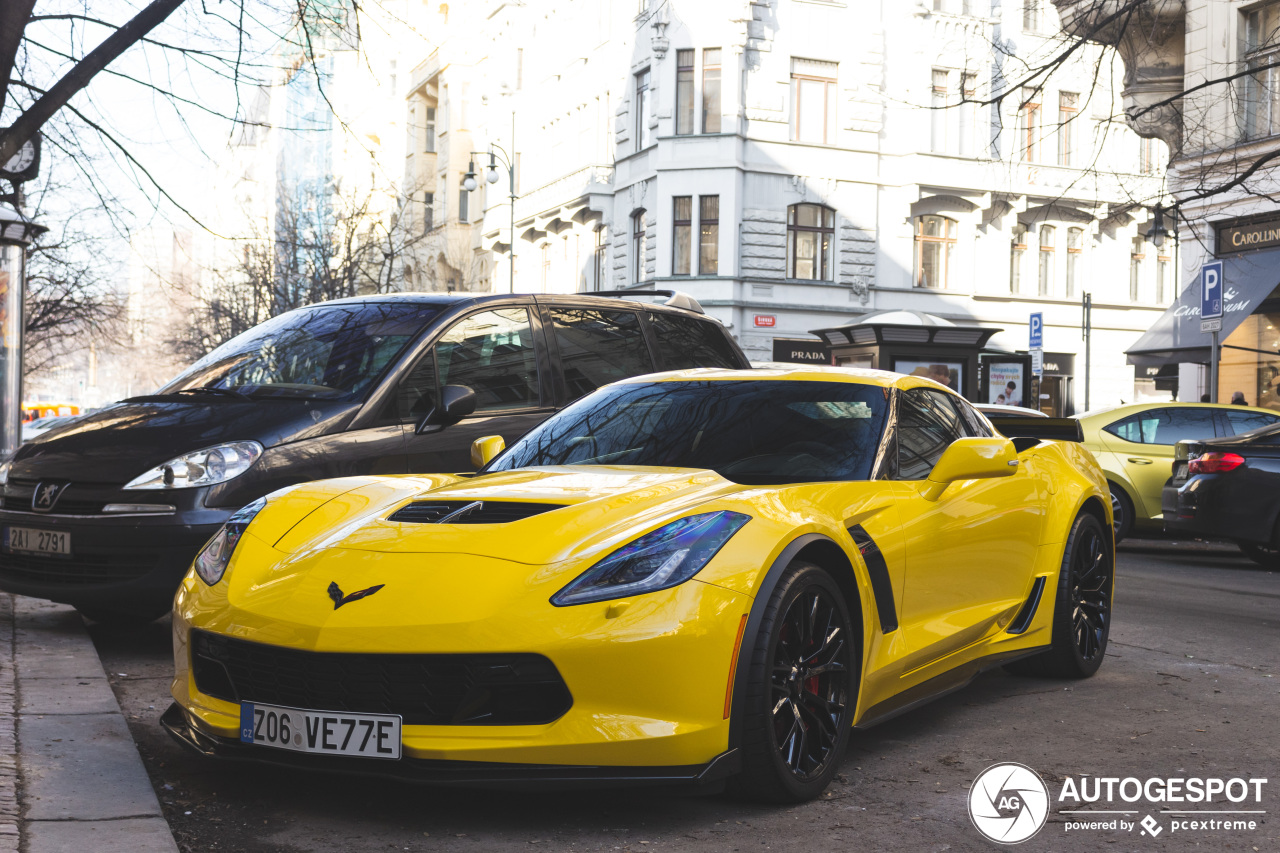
3 595 179 853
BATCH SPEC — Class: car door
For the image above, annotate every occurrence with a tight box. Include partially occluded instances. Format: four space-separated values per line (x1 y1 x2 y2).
542 306 658 404
891 389 1046 669
1222 408 1280 436
1102 407 1220 518
645 310 746 370
400 306 557 473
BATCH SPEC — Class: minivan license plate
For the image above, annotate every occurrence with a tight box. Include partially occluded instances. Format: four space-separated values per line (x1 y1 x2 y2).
3 526 71 558
239 702 401 759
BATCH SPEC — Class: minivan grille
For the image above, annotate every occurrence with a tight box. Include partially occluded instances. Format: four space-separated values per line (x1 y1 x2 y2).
387 501 567 524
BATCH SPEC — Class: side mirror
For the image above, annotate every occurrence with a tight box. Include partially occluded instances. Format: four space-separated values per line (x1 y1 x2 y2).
920 437 1018 501
470 435 505 468
416 384 477 434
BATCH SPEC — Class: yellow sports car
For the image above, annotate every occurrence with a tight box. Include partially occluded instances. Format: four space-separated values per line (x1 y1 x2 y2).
163 367 1113 802
1075 402 1280 541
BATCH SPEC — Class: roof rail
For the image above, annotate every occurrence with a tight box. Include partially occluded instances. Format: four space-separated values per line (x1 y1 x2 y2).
591 289 705 315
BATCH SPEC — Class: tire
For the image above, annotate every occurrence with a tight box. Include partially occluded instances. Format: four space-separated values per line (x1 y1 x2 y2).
730 561 857 803
1006 513 1113 679
1108 482 1133 544
1239 542 1280 568
74 605 168 626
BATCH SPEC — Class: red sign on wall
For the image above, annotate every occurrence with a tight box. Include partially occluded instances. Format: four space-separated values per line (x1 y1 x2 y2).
754 315 776 328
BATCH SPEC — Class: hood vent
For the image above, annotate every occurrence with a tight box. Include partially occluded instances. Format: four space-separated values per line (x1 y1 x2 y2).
388 500 568 525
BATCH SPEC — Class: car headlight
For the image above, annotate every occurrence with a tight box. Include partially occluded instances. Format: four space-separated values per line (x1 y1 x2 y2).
0 459 10 487
124 441 263 490
551 511 750 606
193 497 267 586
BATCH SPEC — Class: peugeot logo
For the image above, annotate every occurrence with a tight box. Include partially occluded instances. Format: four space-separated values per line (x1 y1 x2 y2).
327 581 386 610
31 482 69 513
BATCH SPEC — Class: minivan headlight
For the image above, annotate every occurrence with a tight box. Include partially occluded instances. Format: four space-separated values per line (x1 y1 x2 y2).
551 511 750 606
124 441 262 490
193 497 267 586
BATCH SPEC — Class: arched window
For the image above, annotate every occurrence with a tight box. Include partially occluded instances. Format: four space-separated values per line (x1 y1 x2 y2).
1038 225 1055 296
632 210 647 283
787 204 835 280
1066 227 1084 298
914 214 957 289
1010 224 1027 294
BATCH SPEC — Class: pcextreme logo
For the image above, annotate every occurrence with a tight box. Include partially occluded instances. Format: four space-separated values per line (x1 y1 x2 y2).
968 763 1051 844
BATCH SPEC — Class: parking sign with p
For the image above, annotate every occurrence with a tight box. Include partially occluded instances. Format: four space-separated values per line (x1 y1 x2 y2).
1201 261 1223 320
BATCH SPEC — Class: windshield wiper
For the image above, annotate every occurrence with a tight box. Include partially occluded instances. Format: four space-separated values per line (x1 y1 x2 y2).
171 386 253 401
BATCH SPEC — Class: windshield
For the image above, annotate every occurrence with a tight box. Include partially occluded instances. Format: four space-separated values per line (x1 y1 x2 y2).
489 380 890 485
161 302 440 401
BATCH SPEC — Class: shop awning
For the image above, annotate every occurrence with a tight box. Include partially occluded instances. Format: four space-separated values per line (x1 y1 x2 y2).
1126 252 1280 366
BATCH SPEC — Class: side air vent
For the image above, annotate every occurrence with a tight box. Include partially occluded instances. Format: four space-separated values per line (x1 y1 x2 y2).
388 500 568 524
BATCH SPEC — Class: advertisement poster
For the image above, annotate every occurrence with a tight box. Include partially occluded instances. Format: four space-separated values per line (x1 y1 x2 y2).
986 362 1026 407
894 359 963 395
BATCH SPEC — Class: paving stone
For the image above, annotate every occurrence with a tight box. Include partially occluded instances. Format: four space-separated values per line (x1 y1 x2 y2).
26 818 178 853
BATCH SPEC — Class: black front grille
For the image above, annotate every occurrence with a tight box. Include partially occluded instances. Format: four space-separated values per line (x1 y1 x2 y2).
4 479 107 515
387 500 567 524
190 630 573 726
0 550 160 585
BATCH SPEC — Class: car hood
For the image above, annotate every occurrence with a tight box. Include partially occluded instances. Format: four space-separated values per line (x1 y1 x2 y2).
9 398 358 485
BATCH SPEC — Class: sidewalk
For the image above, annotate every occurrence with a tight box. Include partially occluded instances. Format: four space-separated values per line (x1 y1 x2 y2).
0 595 178 853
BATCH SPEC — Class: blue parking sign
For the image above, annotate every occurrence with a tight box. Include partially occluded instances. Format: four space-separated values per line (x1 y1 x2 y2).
1201 261 1223 320
1029 312 1043 349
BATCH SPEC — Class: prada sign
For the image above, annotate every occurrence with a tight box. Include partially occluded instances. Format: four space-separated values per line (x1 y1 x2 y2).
1217 214 1280 255
772 338 832 364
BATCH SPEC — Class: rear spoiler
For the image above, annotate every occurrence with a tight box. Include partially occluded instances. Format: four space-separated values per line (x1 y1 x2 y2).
989 417 1084 443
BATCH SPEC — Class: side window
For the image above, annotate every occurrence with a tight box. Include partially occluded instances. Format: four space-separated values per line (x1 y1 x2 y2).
1104 408 1218 445
1225 409 1280 435
436 308 541 412
896 389 965 479
648 312 740 370
387 350 437 422
550 308 655 400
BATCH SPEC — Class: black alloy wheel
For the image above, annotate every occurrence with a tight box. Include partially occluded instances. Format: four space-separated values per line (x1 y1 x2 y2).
1108 482 1133 543
1007 512 1113 679
732 562 856 802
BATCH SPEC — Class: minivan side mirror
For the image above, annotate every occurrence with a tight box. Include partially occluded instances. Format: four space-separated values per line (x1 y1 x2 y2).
470 435 506 468
919 437 1018 501
416 384 478 434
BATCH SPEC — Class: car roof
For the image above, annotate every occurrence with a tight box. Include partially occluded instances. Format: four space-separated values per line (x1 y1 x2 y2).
294 291 712 316
617 364 959 391
1076 401 1280 422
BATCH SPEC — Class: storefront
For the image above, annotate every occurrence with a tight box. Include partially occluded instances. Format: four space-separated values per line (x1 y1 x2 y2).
1127 212 1280 411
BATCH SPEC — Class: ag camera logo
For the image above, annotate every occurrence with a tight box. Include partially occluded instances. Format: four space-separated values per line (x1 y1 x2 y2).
968 763 1051 844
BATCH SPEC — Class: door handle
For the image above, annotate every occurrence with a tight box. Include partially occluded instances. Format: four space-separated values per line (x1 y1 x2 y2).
1127 458 1153 464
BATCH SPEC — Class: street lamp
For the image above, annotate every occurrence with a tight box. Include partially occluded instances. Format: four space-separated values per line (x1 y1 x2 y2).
1145 203 1170 250
0 204 46 456
462 140 518 294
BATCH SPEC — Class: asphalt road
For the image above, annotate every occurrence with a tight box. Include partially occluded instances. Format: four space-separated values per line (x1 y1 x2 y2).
87 539 1279 853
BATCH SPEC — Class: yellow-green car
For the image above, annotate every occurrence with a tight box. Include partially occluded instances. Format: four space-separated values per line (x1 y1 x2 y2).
1077 402 1280 541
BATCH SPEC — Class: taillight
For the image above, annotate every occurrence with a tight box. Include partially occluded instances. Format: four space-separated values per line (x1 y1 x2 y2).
1188 452 1246 474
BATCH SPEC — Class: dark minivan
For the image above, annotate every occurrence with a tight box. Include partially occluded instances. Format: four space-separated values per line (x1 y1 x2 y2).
0 291 747 622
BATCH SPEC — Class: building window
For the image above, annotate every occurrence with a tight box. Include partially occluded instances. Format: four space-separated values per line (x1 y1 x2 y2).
1058 92 1078 166
458 186 469 223
408 104 417 152
1066 226 1083 298
594 228 607 290
672 196 692 275
1139 137 1156 174
675 50 695 135
959 72 977 158
1156 255 1171 303
1010 225 1027 294
423 192 434 234
1023 0 1040 32
699 195 719 275
1130 237 1145 302
1038 225 1055 296
1022 87 1042 162
1243 4 1280 140
703 48 722 133
635 68 652 150
632 210 647 282
931 69 950 154
792 58 837 144
425 107 436 153
914 214 957 289
787 203 835 280
542 243 551 291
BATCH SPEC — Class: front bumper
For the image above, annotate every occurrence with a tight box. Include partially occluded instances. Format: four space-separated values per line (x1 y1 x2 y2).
0 503 227 612
160 703 740 789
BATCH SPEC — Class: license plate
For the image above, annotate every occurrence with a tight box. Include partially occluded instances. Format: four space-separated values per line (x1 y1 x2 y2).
3 526 71 558
239 702 401 759
1174 463 1188 482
